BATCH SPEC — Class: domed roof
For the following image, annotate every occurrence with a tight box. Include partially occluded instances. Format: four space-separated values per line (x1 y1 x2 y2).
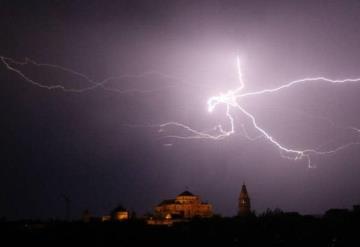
178 190 194 196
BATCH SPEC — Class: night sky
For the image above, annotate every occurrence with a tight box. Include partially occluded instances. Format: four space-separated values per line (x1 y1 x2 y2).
1 0 360 220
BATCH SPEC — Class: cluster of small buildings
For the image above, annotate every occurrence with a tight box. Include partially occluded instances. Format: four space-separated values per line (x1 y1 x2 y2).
82 183 251 225
82 205 130 223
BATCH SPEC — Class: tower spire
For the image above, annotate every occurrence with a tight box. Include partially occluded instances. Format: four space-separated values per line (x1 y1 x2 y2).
238 183 251 216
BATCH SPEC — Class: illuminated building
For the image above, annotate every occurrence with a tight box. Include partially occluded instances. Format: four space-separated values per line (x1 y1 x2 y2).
101 215 111 222
238 183 251 216
148 191 213 225
111 205 129 221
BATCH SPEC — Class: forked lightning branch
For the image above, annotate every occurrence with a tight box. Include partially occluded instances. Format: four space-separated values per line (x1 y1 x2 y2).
2 55 360 167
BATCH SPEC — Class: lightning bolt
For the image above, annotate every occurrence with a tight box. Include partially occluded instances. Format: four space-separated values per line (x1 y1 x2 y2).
0 56 209 94
161 56 360 167
2 55 360 167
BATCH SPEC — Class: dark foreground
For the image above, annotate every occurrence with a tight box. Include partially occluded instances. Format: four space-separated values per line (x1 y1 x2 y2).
1 209 359 246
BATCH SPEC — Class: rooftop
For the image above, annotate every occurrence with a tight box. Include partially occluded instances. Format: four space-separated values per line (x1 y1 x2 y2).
178 191 194 196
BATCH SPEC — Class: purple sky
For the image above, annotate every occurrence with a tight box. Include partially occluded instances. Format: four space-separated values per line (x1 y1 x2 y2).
1 0 360 219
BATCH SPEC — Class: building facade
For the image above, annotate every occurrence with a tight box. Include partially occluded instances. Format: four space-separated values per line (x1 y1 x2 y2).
110 205 129 221
148 191 213 225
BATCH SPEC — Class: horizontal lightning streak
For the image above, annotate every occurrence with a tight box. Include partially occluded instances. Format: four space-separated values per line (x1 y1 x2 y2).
0 56 211 94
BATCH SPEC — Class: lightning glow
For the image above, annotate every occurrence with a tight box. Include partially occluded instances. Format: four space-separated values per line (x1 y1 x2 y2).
2 55 360 167
161 56 360 167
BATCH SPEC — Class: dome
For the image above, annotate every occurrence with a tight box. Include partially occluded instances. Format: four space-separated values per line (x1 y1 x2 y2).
178 190 194 196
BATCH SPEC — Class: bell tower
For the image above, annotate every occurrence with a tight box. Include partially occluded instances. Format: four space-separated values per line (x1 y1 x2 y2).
238 183 251 216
